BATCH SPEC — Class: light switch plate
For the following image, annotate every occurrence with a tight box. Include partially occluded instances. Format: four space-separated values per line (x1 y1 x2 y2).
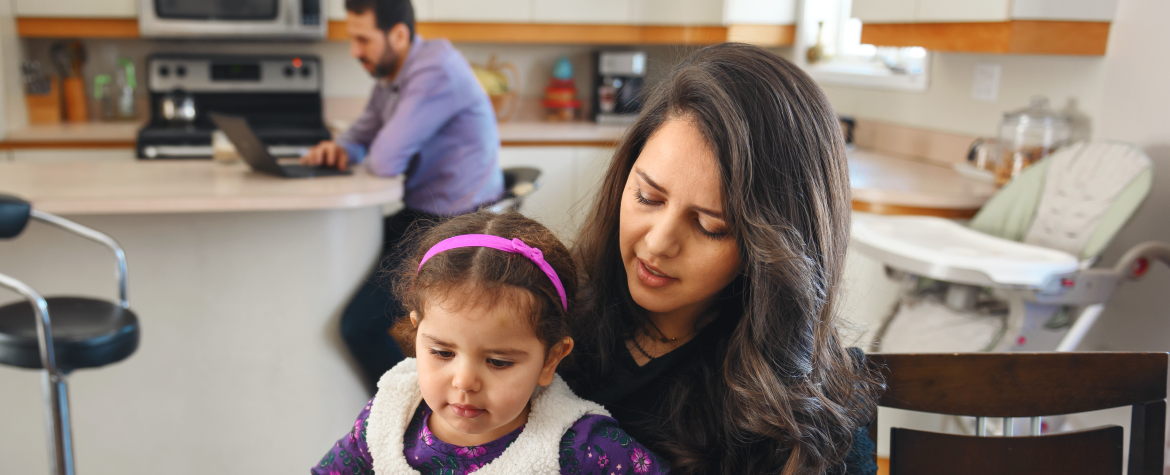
972 63 1002 103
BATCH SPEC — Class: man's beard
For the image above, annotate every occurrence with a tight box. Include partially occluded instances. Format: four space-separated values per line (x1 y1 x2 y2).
367 46 399 79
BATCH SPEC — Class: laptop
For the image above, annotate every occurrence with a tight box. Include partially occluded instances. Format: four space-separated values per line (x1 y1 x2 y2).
209 112 352 178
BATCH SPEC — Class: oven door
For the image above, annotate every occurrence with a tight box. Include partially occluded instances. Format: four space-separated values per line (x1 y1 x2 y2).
139 0 325 40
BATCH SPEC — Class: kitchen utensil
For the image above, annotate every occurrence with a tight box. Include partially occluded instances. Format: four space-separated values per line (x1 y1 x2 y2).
472 55 520 122
61 41 89 122
993 96 1071 185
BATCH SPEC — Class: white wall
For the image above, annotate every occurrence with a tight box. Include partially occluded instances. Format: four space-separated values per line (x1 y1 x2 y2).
1079 0 1170 353
821 53 1108 140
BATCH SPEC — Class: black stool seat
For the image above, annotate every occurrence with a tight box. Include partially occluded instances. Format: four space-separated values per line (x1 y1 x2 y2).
0 296 139 372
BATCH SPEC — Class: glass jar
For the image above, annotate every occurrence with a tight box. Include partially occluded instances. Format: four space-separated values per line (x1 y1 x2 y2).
995 96 1072 185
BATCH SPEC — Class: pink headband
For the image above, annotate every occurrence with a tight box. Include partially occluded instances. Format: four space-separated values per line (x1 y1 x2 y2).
416 234 569 311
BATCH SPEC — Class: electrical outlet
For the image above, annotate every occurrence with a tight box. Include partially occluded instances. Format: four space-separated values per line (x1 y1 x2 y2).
972 63 1001 103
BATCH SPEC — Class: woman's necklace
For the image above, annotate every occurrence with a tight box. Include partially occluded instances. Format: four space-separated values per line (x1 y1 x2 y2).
646 319 691 343
629 335 658 361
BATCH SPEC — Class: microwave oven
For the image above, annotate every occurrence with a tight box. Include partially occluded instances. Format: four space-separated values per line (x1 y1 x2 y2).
139 0 326 40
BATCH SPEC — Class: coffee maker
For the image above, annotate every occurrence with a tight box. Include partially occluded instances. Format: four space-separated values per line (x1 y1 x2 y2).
592 51 646 126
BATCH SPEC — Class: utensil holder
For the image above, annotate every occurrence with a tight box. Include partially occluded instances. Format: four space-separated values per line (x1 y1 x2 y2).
63 76 88 123
25 76 61 124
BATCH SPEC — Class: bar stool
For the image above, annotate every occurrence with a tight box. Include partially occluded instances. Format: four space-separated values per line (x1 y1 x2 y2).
485 167 542 214
0 194 140 475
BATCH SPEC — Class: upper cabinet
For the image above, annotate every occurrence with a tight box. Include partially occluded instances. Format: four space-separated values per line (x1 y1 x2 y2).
329 0 432 21
15 0 795 45
851 0 1117 55
533 0 634 24
632 0 724 25
15 0 137 17
431 0 532 22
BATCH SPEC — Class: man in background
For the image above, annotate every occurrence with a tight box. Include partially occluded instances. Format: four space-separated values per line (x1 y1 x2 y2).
301 0 502 394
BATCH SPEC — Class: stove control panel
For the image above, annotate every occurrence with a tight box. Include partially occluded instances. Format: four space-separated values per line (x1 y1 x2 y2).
148 55 321 93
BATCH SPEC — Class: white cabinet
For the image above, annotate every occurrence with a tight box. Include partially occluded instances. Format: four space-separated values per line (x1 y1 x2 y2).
851 0 916 23
432 0 533 22
533 0 634 24
329 0 346 21
498 146 614 241
853 0 1116 23
15 0 136 18
916 0 1010 22
1010 0 1117 21
11 148 136 163
632 0 724 25
330 0 433 21
724 0 797 25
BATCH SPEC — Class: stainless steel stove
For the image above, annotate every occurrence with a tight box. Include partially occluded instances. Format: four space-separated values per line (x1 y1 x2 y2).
136 54 332 159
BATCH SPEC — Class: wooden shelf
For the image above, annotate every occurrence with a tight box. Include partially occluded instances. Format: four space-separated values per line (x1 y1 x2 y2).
15 17 794 46
18 18 139 38
860 20 1110 55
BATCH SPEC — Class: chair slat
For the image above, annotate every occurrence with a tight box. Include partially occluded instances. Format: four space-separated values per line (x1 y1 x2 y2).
890 426 1123 475
871 353 1168 417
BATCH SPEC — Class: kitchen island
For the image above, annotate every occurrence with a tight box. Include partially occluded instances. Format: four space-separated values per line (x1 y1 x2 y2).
0 161 402 475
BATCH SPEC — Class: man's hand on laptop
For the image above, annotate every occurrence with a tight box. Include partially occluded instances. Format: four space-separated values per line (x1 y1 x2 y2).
301 141 350 171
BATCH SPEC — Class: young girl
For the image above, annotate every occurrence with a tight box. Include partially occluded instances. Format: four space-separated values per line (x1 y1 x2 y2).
312 211 669 475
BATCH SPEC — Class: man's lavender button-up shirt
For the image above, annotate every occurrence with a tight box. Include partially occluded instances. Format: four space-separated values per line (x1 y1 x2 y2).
339 37 503 216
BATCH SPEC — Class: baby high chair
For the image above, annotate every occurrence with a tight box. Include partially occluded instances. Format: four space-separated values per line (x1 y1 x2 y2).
854 141 1170 353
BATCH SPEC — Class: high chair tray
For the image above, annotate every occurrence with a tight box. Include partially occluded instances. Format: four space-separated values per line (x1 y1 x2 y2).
851 214 1079 287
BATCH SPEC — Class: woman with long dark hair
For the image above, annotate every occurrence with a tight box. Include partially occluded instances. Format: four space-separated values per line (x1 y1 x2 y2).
561 43 882 474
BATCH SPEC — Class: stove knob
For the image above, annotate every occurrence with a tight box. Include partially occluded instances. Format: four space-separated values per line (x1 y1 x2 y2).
176 65 187 77
158 65 170 77
143 146 158 159
284 66 295 78
301 66 312 78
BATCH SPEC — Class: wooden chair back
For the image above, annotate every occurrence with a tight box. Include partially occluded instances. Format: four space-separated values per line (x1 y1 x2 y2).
868 352 1168 475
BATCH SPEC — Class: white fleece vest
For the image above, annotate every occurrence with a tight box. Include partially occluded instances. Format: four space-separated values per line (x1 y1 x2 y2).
365 358 610 475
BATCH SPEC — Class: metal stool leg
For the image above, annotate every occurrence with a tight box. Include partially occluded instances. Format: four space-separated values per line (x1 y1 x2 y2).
0 273 75 475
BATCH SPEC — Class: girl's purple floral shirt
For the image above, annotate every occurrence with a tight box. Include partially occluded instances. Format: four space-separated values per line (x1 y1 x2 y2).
312 399 670 475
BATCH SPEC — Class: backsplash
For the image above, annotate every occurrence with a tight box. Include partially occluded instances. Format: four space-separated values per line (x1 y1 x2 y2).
21 37 715 121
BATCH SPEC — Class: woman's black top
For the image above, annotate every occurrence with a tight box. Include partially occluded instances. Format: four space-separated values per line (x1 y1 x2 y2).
574 316 877 475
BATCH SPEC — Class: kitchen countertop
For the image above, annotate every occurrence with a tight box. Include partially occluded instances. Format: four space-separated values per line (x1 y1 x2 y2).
847 149 997 217
0 160 403 214
0 124 995 216
1 120 624 147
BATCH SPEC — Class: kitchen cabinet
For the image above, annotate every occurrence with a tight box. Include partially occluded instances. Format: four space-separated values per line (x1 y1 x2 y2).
850 0 916 24
852 0 1116 55
431 0 533 22
14 0 136 18
533 0 634 24
724 0 797 25
330 0 433 21
632 0 724 25
852 0 1115 23
498 146 613 241
11 148 136 163
916 0 1010 22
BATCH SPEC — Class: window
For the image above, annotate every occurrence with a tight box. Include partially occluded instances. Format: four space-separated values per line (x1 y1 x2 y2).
797 0 930 92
